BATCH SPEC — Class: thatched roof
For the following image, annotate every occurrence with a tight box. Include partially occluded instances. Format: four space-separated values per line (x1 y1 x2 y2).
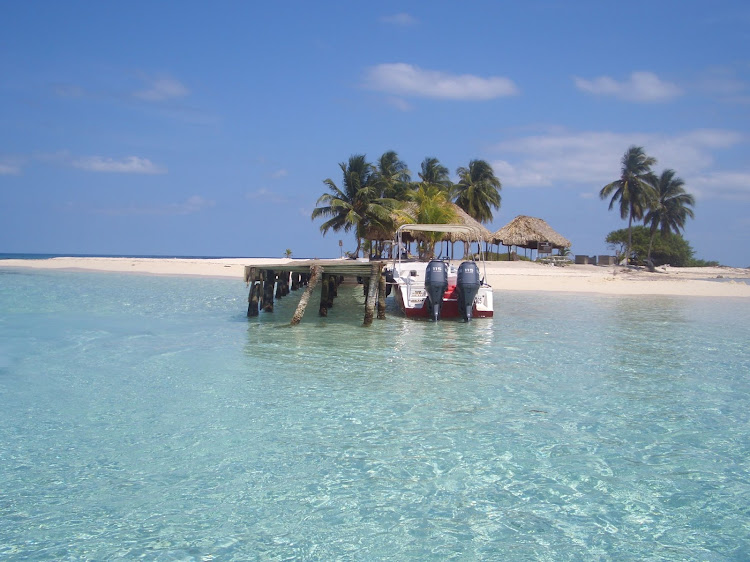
492 215 571 249
365 202 494 243
450 205 494 242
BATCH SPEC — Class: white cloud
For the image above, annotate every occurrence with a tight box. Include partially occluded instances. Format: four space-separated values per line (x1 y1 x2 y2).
271 169 288 179
170 195 214 214
246 188 288 204
574 71 682 102
363 63 519 100
73 156 167 174
95 195 214 216
54 84 86 98
380 13 417 26
134 77 189 101
384 96 413 111
490 128 746 200
0 161 22 175
691 172 750 201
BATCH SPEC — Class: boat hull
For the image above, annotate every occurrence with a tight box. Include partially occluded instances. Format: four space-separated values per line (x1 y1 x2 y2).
393 282 494 319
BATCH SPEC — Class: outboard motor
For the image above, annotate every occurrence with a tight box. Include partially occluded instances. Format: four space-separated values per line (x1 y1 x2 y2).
457 261 481 321
424 259 448 321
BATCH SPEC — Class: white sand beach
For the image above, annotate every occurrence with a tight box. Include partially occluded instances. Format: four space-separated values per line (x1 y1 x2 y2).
2 256 749 298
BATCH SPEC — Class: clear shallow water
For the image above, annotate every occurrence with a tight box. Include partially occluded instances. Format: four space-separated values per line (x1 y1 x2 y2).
1 268 749 561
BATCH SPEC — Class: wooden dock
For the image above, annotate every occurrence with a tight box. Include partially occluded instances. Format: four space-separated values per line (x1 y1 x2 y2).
243 259 388 326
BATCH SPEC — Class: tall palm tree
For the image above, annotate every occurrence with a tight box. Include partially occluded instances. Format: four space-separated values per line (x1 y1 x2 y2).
373 151 411 200
453 159 502 224
600 146 657 264
311 155 392 257
418 157 452 192
644 169 695 262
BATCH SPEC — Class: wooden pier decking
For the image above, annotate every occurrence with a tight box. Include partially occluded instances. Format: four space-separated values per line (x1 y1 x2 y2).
243 259 388 326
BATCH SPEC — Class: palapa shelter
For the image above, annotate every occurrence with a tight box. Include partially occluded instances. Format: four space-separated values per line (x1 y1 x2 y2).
492 215 571 259
364 202 493 259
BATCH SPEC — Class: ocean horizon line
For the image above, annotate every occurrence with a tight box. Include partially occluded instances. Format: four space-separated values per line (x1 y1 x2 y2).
0 252 322 261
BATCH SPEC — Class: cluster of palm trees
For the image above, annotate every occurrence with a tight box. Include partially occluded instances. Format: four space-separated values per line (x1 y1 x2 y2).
600 146 695 265
311 152 502 257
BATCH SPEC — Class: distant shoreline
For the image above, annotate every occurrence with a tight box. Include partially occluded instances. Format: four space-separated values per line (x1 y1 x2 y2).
2 256 749 298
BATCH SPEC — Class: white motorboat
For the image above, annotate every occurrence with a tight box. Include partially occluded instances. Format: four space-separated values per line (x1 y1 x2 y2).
387 224 493 321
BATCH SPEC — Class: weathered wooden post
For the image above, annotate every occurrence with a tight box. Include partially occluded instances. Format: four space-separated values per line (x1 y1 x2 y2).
245 267 259 317
276 271 290 299
377 269 387 320
319 273 330 316
262 270 276 312
363 264 380 326
290 265 322 326
291 272 300 291
326 275 336 308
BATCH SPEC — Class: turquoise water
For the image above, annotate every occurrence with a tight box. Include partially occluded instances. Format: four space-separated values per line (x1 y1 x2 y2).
1 268 749 561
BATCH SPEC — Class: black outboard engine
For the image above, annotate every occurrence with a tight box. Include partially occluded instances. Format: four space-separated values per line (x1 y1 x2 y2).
457 261 481 321
424 259 448 321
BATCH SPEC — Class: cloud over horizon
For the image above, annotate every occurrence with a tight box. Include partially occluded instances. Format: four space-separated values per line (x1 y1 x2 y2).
574 71 682 102
363 63 519 100
94 195 214 216
490 128 748 200
246 188 288 204
73 156 167 174
133 77 190 102
379 13 417 26
0 160 22 175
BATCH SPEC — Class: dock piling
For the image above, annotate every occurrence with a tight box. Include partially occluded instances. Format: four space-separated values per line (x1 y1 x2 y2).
262 270 276 312
319 273 330 316
363 264 381 326
377 270 387 320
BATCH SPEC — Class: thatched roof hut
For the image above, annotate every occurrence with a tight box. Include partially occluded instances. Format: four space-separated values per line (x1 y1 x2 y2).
365 202 493 243
492 215 571 250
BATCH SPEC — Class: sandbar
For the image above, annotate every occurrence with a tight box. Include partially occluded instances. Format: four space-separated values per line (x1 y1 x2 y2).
1 256 749 298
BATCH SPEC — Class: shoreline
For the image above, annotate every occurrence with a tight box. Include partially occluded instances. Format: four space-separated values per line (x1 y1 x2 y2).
2 256 749 298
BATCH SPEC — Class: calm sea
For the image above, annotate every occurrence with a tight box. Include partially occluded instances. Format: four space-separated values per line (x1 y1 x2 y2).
1 267 748 561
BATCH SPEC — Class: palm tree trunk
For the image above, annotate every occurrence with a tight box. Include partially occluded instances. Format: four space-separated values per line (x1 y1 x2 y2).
647 227 656 261
627 213 633 266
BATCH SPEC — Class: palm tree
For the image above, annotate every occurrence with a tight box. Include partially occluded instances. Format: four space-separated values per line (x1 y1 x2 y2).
395 184 458 259
453 159 502 224
644 169 695 262
311 155 392 257
600 146 657 265
373 150 411 200
418 157 452 192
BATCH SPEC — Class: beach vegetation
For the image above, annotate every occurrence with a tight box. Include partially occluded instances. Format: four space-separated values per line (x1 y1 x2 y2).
688 258 721 267
485 251 532 262
606 226 695 267
394 185 458 259
643 169 695 262
417 157 452 192
600 146 657 265
453 159 502 224
311 155 394 258
373 151 412 200
314 153 503 257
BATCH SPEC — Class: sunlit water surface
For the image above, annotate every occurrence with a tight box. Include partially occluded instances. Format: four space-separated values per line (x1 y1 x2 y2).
1 269 748 560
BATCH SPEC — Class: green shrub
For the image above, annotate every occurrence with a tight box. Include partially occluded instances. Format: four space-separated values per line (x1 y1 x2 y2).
605 226 702 267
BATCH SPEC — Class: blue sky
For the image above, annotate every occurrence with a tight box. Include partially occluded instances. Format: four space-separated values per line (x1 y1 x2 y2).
2 1 749 266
